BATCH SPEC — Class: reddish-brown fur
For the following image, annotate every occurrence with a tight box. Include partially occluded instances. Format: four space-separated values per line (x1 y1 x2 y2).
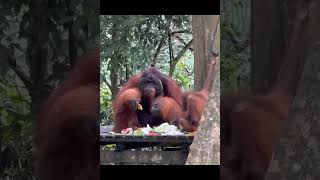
37 50 99 180
112 88 142 132
150 96 184 124
221 1 314 179
179 56 219 132
112 67 182 132
221 166 237 180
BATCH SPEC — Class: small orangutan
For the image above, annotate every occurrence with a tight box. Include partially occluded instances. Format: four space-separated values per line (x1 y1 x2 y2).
179 55 219 132
37 50 99 180
112 65 183 132
220 0 314 179
149 55 219 132
150 96 184 124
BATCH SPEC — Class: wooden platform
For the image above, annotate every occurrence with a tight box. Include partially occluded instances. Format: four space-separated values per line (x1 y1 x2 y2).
100 132 194 165
100 133 194 144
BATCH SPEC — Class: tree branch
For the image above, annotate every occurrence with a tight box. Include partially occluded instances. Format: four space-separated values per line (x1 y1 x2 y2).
66 0 77 67
153 16 173 64
173 34 194 51
174 39 193 62
106 81 112 90
13 73 32 105
169 39 193 77
169 30 192 35
168 33 173 76
7 48 32 90
184 66 194 76
153 35 167 64
102 74 112 89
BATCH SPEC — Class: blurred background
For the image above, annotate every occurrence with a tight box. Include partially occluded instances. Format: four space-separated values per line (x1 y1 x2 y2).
0 0 99 179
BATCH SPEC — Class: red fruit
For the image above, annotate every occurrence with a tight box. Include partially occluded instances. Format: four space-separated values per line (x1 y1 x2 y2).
148 132 158 136
121 128 132 134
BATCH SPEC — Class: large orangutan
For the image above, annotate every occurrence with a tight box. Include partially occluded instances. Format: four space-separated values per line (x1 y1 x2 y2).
149 56 219 132
37 50 99 180
221 0 314 179
112 66 182 132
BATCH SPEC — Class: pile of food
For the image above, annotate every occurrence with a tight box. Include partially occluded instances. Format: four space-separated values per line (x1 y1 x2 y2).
109 123 196 136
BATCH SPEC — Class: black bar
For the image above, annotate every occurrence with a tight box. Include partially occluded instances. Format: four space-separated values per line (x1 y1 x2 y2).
100 0 220 15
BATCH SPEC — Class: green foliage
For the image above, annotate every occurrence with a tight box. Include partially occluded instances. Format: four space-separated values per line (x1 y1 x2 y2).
221 54 239 85
101 144 116 151
173 52 194 90
221 0 251 92
0 85 34 179
100 85 113 125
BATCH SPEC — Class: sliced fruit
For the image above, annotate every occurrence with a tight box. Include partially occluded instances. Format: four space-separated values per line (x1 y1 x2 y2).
137 103 143 110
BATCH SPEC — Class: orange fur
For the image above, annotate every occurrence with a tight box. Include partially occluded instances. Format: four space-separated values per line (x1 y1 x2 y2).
179 56 219 131
112 88 142 132
152 96 183 123
221 1 313 179
112 67 183 131
38 50 99 180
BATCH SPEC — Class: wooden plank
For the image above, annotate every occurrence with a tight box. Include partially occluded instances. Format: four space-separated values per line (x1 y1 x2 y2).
100 137 193 144
100 150 189 165
111 142 191 152
100 134 194 144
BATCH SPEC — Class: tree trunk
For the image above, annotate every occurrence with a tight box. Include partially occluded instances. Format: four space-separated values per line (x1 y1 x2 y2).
266 2 320 179
109 21 120 100
66 0 77 67
251 0 285 93
186 15 220 165
266 44 320 180
185 67 220 165
26 4 51 115
192 15 219 91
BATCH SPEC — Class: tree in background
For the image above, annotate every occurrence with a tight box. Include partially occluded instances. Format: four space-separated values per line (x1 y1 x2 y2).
265 0 320 179
221 0 250 92
186 15 220 165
